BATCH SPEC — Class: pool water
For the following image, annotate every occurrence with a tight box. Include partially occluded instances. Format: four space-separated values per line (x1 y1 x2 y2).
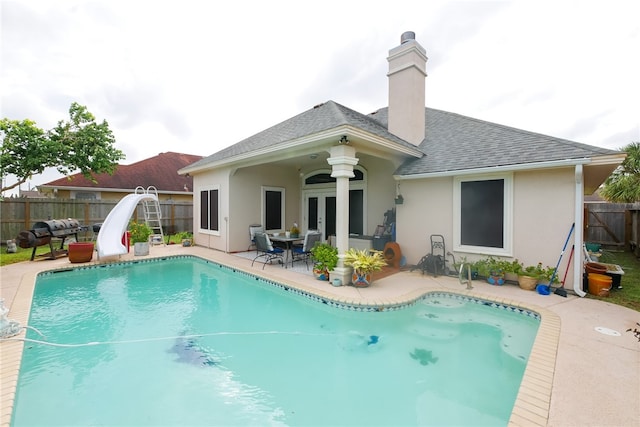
13 256 539 426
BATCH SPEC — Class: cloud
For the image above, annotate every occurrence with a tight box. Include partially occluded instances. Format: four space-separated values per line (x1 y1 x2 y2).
1 0 639 195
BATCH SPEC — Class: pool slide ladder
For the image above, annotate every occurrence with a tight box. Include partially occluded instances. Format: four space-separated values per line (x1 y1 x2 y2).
96 186 165 259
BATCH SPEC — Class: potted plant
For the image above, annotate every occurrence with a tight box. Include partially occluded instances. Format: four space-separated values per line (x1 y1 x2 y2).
343 248 387 287
290 223 300 238
517 262 544 291
178 231 193 247
309 243 338 280
129 220 152 256
503 259 522 283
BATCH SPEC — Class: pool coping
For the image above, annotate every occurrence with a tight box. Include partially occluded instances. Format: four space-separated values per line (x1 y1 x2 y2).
1 253 559 426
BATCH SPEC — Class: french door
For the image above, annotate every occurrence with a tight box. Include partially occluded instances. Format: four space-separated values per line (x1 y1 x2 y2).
303 190 364 240
304 192 336 239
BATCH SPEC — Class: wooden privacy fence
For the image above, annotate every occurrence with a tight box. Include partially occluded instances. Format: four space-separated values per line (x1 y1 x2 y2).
584 202 640 252
1 198 193 242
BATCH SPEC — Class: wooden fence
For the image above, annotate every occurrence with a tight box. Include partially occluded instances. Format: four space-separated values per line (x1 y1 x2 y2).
1 198 193 242
584 202 640 253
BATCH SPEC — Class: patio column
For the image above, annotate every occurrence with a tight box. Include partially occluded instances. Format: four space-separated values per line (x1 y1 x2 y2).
327 144 358 286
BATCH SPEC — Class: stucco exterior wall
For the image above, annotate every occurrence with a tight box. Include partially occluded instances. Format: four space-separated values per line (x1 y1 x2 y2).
396 167 577 287
361 157 397 235
193 167 229 252
227 164 301 253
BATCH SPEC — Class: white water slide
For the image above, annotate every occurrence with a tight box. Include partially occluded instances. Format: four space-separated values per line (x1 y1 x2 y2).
97 191 158 259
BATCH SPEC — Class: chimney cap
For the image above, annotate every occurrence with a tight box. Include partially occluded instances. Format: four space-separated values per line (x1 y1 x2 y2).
400 31 415 44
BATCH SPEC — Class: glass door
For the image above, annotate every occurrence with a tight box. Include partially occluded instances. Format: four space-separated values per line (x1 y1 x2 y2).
304 192 336 240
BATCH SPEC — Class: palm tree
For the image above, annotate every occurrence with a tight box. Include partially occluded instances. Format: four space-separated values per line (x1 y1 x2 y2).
600 142 640 202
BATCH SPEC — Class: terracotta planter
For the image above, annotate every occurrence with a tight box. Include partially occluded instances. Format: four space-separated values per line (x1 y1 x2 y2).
68 242 94 263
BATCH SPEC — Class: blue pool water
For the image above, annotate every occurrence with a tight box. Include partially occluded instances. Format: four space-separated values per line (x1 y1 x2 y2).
13 256 539 426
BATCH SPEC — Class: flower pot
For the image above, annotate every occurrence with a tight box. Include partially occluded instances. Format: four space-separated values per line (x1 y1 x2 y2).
487 273 505 286
352 272 372 288
518 275 537 291
68 242 94 263
133 242 149 256
314 268 329 281
332 278 342 287
181 239 192 247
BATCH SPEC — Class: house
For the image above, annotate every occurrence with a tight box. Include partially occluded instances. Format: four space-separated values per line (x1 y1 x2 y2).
179 31 625 293
39 151 203 202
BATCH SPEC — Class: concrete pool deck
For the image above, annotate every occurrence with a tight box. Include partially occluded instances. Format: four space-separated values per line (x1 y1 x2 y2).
1 244 638 426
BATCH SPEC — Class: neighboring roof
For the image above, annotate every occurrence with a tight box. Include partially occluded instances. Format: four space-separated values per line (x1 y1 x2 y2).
40 152 203 193
367 107 621 176
183 100 422 172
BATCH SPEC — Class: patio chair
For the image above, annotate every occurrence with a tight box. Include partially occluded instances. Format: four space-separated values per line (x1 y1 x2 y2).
248 224 264 252
291 230 322 269
251 232 284 269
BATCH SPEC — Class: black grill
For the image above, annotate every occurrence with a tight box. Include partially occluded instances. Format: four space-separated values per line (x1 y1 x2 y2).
16 218 82 260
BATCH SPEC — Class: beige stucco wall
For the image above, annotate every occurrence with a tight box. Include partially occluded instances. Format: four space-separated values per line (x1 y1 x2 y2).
396 167 577 287
192 167 230 252
361 157 397 235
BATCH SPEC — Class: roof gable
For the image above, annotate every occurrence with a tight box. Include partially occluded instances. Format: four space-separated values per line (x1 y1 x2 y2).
185 100 420 171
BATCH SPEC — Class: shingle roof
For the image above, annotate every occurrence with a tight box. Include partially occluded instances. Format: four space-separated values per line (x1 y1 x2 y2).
42 152 203 192
186 100 420 170
368 107 621 175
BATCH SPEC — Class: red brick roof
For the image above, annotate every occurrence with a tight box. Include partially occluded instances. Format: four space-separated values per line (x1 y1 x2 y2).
41 152 203 192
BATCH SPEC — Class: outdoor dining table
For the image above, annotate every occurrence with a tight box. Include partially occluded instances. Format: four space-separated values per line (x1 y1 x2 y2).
269 235 304 268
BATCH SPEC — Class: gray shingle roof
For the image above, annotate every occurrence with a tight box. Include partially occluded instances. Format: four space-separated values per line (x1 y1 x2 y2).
187 100 621 176
368 107 620 176
186 100 420 170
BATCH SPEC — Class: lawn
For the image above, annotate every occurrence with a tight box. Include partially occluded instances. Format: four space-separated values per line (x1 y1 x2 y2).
593 250 640 312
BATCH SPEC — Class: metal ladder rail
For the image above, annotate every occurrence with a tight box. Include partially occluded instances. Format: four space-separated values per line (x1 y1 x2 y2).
142 186 165 245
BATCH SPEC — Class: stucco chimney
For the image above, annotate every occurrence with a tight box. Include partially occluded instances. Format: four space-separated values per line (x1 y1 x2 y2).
387 31 427 146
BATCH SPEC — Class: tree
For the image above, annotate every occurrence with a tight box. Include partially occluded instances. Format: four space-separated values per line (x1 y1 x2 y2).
0 103 125 193
600 142 640 203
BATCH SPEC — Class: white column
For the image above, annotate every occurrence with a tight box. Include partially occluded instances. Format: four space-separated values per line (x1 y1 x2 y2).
327 145 358 285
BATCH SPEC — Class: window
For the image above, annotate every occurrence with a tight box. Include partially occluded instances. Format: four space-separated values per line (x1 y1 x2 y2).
454 174 512 256
199 187 220 234
262 186 285 233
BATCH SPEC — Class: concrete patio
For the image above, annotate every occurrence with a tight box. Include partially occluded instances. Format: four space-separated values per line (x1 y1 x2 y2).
1 243 638 426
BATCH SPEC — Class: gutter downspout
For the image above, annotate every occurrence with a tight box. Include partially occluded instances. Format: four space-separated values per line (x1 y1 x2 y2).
574 164 586 297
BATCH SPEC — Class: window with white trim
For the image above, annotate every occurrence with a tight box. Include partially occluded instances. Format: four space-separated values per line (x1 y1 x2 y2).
199 186 220 234
453 174 512 256
262 186 285 233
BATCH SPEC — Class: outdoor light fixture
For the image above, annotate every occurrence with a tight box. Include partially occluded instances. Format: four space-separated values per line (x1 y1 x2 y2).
339 135 349 144
309 153 318 159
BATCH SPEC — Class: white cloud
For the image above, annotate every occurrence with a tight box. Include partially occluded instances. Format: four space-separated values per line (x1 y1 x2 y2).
1 0 639 195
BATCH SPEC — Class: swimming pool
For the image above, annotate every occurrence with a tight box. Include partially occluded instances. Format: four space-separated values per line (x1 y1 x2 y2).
12 256 539 426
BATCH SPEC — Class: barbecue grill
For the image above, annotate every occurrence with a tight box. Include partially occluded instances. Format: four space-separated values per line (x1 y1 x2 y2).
16 218 83 260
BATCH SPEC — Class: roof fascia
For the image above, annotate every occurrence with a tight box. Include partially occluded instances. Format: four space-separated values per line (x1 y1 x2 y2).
394 158 596 180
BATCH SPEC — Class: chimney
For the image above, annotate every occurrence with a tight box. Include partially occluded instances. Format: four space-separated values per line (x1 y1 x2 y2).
387 31 428 146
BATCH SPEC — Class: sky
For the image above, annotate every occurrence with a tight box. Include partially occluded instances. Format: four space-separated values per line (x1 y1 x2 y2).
1 0 639 196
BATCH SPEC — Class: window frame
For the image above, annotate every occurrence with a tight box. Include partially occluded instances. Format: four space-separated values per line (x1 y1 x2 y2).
199 185 220 235
453 173 513 256
262 186 285 233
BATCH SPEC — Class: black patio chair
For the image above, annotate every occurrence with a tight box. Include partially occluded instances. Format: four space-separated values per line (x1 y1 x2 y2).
291 230 322 269
251 232 284 269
